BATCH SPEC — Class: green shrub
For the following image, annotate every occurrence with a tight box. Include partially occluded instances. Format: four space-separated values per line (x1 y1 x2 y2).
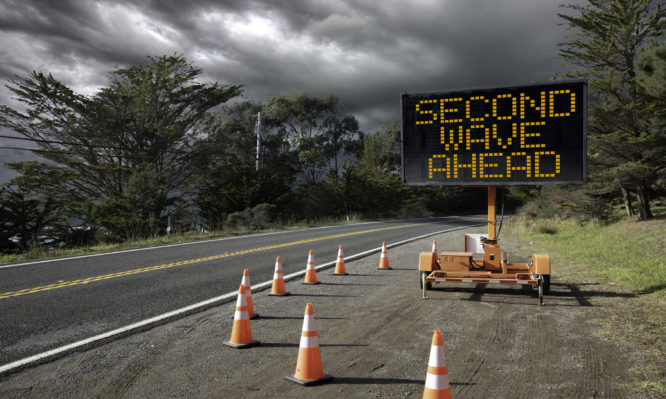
247 203 275 229
516 186 614 223
224 203 276 231
224 211 247 231
534 223 558 235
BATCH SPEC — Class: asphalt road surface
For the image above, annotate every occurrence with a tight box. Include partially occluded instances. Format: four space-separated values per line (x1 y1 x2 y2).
0 216 483 366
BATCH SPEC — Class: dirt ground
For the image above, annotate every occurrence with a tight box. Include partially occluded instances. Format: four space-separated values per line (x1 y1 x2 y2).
0 228 643 398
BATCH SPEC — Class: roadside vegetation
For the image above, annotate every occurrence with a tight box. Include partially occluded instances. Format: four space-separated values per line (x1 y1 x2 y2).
513 213 665 295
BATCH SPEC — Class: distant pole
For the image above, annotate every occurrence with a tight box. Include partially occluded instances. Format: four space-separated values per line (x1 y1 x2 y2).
255 112 261 171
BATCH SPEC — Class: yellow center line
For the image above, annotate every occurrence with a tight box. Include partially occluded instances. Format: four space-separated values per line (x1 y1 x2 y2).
0 223 421 300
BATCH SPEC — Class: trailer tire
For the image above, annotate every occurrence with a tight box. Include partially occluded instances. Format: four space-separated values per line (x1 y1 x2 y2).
542 274 551 295
538 282 544 306
420 272 432 290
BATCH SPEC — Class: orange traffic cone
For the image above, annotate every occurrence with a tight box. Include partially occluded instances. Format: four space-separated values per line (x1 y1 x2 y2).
333 244 347 275
432 240 438 255
241 268 259 319
378 241 392 270
269 256 289 296
285 303 332 385
303 250 320 284
422 330 451 399
224 285 259 348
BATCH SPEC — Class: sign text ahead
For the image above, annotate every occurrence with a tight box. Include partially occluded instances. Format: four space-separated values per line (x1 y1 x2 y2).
401 80 586 185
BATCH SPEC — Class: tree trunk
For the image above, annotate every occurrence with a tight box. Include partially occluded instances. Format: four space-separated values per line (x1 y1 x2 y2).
635 184 653 220
620 186 634 217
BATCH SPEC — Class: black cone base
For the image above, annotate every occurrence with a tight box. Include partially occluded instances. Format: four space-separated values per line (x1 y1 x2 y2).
223 340 260 349
285 373 333 386
230 313 260 319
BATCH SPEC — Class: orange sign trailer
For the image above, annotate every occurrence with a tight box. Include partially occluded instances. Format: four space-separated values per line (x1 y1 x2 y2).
404 80 586 305
419 187 551 305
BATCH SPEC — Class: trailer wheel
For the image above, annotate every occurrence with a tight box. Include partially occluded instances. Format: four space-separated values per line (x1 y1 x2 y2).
537 275 544 306
420 272 432 290
542 274 551 295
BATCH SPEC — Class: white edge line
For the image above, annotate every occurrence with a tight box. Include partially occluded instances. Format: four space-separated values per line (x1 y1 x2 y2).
0 216 484 269
0 222 483 376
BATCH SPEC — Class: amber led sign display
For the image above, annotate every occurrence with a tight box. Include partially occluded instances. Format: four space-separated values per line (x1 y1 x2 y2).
401 80 586 185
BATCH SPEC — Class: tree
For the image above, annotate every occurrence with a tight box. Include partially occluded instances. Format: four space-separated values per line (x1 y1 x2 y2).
356 121 401 173
636 40 666 198
195 101 295 229
300 123 408 219
0 55 242 240
266 94 362 183
636 39 666 99
558 0 666 220
0 162 76 251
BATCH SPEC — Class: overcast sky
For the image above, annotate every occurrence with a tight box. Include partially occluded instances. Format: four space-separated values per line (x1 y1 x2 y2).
0 0 582 183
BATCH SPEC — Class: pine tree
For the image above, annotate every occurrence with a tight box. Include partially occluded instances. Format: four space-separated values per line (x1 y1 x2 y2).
558 0 666 220
0 55 241 240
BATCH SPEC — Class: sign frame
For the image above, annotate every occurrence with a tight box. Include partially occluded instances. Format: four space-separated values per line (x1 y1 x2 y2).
401 79 587 186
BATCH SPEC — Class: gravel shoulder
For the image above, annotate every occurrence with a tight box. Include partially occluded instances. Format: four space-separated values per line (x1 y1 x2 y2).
0 228 638 398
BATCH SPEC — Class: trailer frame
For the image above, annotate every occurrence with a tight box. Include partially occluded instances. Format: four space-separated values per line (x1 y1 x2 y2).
419 187 550 305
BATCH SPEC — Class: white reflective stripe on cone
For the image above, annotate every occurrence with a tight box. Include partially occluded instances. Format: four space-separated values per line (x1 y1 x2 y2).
299 335 319 348
273 272 282 279
236 293 246 307
425 372 450 389
234 310 248 320
429 344 445 366
302 314 315 331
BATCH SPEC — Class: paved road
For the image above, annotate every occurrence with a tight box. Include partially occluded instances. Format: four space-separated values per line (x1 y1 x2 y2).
0 216 483 365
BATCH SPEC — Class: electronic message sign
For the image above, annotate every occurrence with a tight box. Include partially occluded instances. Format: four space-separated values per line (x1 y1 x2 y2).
401 80 586 185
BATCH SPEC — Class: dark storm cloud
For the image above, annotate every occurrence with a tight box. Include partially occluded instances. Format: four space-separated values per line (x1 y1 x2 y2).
226 0 574 130
0 0 579 182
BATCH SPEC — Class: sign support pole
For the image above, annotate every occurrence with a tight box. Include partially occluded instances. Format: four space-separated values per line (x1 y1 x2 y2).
255 112 261 171
488 186 496 240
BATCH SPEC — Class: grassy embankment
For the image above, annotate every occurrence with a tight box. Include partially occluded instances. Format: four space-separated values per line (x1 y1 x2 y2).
0 217 368 265
506 212 665 397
